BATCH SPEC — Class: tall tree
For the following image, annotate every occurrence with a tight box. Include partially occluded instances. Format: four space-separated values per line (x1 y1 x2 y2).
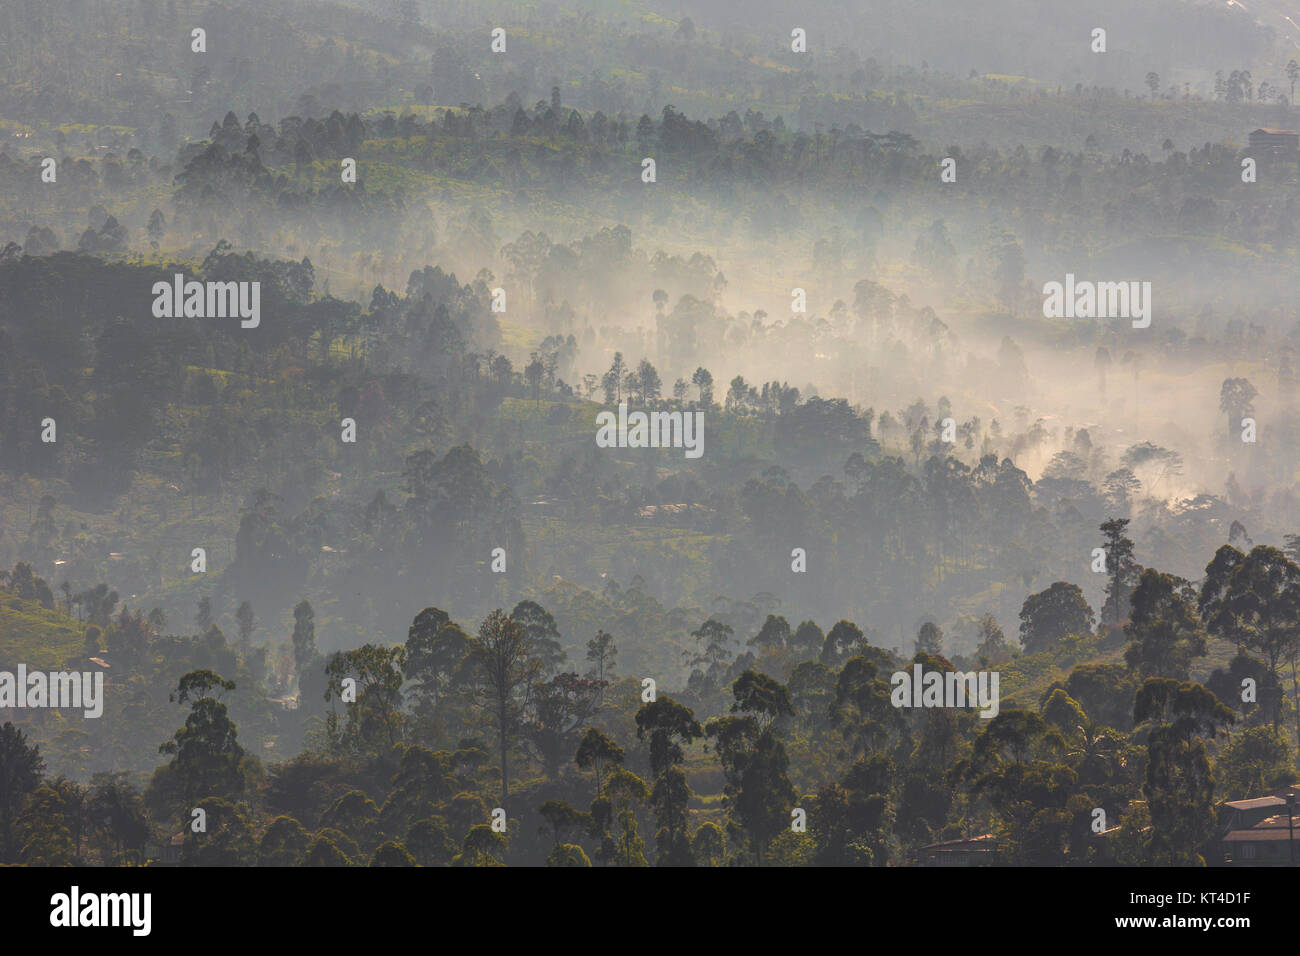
594 769 649 866
404 606 472 708
0 723 44 863
1019 582 1094 652
688 618 734 685
691 366 714 406
975 613 1012 665
1124 570 1206 680
635 358 661 404
324 645 407 755
195 596 213 633
602 352 626 404
707 671 797 863
820 619 865 668
584 630 617 690
1218 378 1257 441
1100 518 1141 626
510 600 566 676
1134 679 1234 864
525 673 603 778
576 728 624 800
156 671 245 811
235 600 256 646
749 615 791 652
635 696 702 866
1200 545 1300 733
291 599 316 679
915 621 944 656
469 609 542 806
87 772 148 865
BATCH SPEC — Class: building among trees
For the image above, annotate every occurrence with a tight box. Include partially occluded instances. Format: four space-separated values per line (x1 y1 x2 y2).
1247 128 1299 163
1218 787 1299 865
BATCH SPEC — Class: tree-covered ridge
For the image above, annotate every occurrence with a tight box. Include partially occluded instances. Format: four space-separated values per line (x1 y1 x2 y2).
2 517 1297 866
0 0 1281 152
3 233 1296 667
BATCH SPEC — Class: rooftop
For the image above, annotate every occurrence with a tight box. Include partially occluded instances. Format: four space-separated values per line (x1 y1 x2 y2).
1225 795 1287 811
921 834 998 851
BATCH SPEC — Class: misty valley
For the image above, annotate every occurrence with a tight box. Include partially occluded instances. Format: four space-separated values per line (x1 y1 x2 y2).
0 0 1298 889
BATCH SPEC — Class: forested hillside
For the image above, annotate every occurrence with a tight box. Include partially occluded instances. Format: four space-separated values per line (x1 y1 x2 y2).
1 0 1299 869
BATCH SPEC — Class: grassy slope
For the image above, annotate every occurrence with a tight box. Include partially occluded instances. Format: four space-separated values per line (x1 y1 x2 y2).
0 595 85 671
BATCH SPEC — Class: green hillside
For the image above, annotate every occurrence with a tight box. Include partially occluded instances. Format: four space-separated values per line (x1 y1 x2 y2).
0 596 87 671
